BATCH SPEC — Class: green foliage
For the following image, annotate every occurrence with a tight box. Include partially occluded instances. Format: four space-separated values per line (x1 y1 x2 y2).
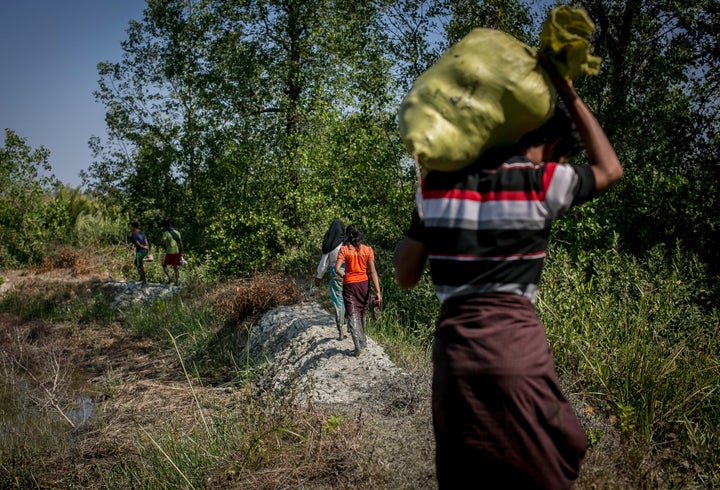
0 134 127 264
323 414 342 433
123 293 223 375
0 280 117 325
371 257 437 348
74 212 128 248
6 0 717 291
378 1 447 92
83 0 421 278
443 0 535 45
50 184 130 248
206 209 290 276
561 1 720 275
0 130 61 266
539 241 720 482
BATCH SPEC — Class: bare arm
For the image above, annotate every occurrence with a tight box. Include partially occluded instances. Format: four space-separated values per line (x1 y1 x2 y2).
334 258 344 278
393 236 428 289
542 56 623 194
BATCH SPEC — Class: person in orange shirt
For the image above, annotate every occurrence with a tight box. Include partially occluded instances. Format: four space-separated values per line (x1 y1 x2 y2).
335 224 382 356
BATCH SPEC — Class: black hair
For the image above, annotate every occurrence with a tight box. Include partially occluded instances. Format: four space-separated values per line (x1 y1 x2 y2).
161 219 171 228
517 100 582 159
344 224 364 250
130 222 139 228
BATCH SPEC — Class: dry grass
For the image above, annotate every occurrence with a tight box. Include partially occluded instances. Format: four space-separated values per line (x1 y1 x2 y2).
34 245 95 275
0 268 437 489
33 244 125 278
0 313 79 410
214 273 303 326
0 313 56 363
201 393 435 490
207 402 373 489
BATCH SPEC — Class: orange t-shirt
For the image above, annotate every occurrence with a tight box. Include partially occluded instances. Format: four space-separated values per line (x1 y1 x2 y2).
337 244 374 284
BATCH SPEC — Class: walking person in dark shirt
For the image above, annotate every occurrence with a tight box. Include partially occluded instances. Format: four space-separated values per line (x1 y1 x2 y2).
129 222 149 284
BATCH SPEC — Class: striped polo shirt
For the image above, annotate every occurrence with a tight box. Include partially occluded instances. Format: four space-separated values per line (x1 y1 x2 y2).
406 156 595 304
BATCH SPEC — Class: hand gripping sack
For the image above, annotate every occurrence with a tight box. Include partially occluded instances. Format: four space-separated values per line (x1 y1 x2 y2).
398 6 601 172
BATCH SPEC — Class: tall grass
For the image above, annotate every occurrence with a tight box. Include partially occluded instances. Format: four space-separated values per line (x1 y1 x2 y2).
89 385 367 490
123 292 215 341
363 267 437 371
373 238 720 486
0 269 368 489
539 240 720 485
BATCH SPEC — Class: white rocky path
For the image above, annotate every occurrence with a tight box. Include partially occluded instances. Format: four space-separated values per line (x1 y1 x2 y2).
249 303 408 405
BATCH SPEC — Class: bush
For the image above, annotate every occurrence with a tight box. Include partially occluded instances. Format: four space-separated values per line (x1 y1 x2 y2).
539 241 720 486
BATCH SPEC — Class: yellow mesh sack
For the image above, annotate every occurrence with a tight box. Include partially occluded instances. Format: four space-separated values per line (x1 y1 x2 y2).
398 6 601 172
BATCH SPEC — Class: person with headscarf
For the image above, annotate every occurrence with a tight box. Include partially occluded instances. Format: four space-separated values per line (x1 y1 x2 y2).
315 219 347 340
335 224 382 356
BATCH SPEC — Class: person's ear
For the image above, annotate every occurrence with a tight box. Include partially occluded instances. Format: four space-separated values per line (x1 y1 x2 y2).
525 145 544 165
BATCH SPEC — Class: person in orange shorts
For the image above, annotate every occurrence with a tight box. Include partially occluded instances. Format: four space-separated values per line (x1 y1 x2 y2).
160 219 184 286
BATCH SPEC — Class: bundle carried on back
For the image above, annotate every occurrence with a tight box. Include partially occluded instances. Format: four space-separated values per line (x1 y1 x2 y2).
398 6 601 172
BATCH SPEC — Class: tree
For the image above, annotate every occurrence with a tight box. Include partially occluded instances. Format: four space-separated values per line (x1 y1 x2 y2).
551 1 720 275
84 0 720 281
85 0 413 275
442 0 534 45
0 130 61 265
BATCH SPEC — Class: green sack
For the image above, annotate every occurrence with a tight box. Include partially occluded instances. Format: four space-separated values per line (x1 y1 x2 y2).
398 6 601 172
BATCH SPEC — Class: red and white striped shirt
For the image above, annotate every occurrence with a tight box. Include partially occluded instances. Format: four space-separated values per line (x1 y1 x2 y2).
407 156 595 304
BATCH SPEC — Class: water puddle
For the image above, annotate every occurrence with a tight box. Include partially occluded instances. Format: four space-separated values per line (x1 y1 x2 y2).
0 373 96 449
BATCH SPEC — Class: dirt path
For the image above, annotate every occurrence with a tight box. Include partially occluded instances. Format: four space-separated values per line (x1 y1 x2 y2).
246 302 437 489
249 303 411 404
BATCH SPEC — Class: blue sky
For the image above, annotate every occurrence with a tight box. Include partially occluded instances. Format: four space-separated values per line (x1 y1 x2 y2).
0 0 147 187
